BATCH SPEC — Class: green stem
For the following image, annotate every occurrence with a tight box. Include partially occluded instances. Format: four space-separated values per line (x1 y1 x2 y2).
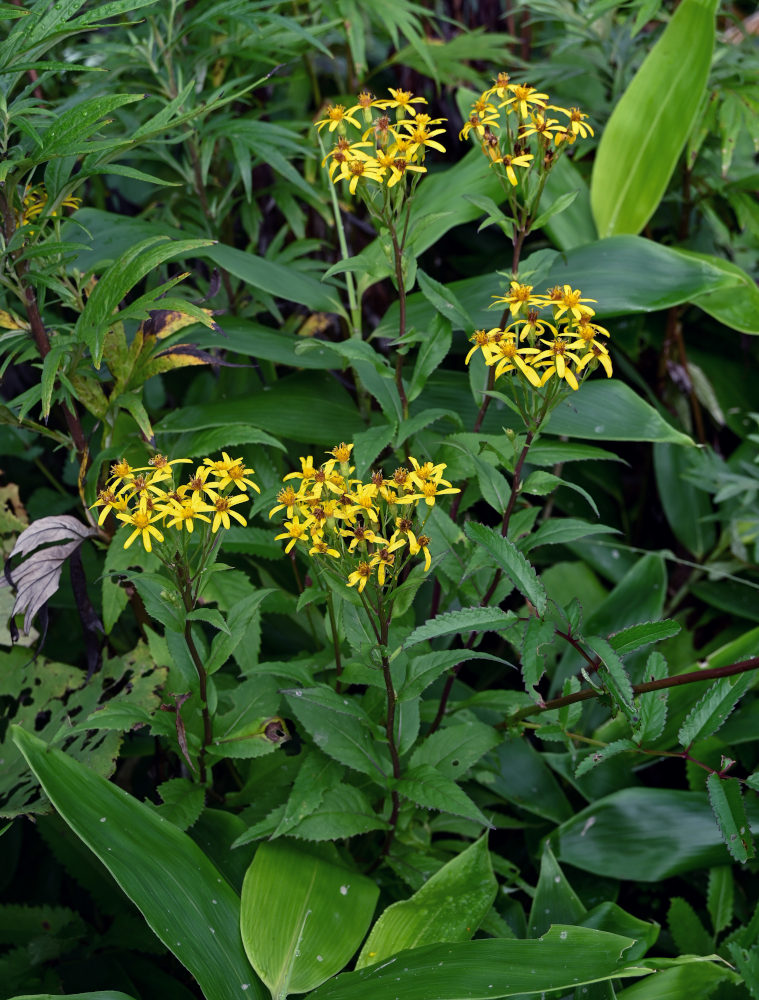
326 590 344 692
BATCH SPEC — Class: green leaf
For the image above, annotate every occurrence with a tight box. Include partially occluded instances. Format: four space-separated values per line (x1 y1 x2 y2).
553 787 759 880
11 727 263 1000
706 774 755 864
677 672 755 747
521 618 555 697
34 94 143 160
395 765 492 826
541 156 597 250
547 381 693 445
151 778 206 831
206 590 274 675
667 898 714 955
706 867 734 937
634 651 669 745
465 523 547 615
356 836 496 968
270 751 346 838
409 722 500 780
9 995 137 1000
403 607 517 649
653 444 716 557
308 926 649 1000
285 785 389 841
240 840 378 998
408 315 453 404
590 0 718 236
686 252 759 335
416 269 472 330
527 845 586 938
609 620 681 656
726 943 759 999
473 737 573 824
521 518 618 553
399 650 507 702
614 961 738 999
575 740 638 778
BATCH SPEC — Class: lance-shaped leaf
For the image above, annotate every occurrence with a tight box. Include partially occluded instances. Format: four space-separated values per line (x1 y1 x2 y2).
591 0 718 236
706 774 755 864
2 516 98 635
465 522 547 615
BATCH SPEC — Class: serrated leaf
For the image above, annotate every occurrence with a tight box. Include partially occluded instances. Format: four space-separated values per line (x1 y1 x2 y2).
634 651 669 745
287 785 389 841
404 607 517 649
396 765 491 826
706 867 733 937
727 942 759 1000
585 636 635 718
271 750 343 838
575 740 638 778
240 840 378 998
608 620 681 656
465 523 547 615
667 897 713 955
356 836 496 969
678 672 755 747
151 778 205 831
521 518 618 553
410 722 500 780
706 774 754 863
399 649 508 702
521 618 555 699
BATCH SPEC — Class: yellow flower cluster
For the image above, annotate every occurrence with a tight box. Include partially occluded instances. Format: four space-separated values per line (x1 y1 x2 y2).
269 443 459 593
316 88 447 194
18 185 81 224
91 452 260 551
459 72 593 186
466 283 612 391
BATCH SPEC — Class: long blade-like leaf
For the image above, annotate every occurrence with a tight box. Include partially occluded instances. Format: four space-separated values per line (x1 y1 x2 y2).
12 727 264 1000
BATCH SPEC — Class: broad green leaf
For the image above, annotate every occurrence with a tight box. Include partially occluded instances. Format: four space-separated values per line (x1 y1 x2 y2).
473 737 573 824
308 926 649 1000
271 750 343 838
686 252 759 335
546 382 693 445
283 785 389 841
11 727 263 1000
240 841 378 999
616 961 738 999
706 774 755 863
609 621 680 656
591 0 718 236
553 787 759 880
527 845 586 938
653 444 716 557
726 943 759 998
408 315 453 403
404 608 517 649
395 765 491 826
634 651 669 745
399 649 507 701
541 155 597 250
706 867 733 937
356 836 496 969
677 672 755 747
465 523 547 615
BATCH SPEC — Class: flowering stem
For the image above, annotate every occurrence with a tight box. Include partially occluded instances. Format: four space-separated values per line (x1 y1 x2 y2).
178 567 213 785
388 219 409 420
374 595 402 866
326 590 344 692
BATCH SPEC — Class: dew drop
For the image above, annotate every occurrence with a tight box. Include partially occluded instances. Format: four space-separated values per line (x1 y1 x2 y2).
553 875 561 883
559 930 568 940
212 899 218 904
210 927 216 934
99 817 107 822
340 884 349 895
594 425 604 434
242 985 250 991
317 955 324 962
294 689 303 697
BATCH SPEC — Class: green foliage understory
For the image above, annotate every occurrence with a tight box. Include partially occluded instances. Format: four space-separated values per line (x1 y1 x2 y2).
1 1 759 1000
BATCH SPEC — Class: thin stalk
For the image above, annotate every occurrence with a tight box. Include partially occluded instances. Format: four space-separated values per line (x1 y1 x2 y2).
371 594 402 867
179 571 213 785
326 590 344 692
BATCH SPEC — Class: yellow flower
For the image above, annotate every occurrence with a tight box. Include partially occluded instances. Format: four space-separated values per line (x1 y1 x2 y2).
163 493 214 533
491 151 533 186
339 524 387 552
117 499 165 552
519 113 563 143
108 458 135 489
309 539 341 559
485 336 542 386
502 83 549 119
385 88 427 117
327 442 354 463
347 560 374 592
269 484 307 519
397 480 460 508
561 106 594 138
181 465 216 499
212 457 260 493
400 121 447 157
482 72 511 100
283 455 318 485
551 285 597 322
493 281 538 318
346 483 379 522
385 157 426 188
408 531 432 571
370 545 401 586
575 342 613 378
90 488 129 526
408 457 451 489
533 338 583 391
275 515 313 553
465 328 501 364
205 489 248 531
459 111 499 141
322 137 375 179
506 309 557 343
315 103 362 132
337 157 384 194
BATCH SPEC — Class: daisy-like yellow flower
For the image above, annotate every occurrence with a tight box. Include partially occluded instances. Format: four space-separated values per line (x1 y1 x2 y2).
108 458 135 489
408 457 450 489
163 493 214 533
459 111 499 141
309 539 341 558
493 281 537 318
315 103 362 132
283 455 318 485
328 442 354 463
506 309 557 343
397 480 460 507
305 460 342 499
275 515 313 553
465 328 501 365
269 484 307 519
519 113 563 143
533 338 583 391
322 138 375 179
483 72 511 100
205 489 249 532
117 499 165 552
576 342 613 378
551 285 597 322
339 523 387 552
180 465 216 500
213 458 260 493
20 186 80 223
370 544 403 586
116 471 168 502
486 336 542 386
347 560 374 592
503 83 549 119
90 488 129 526
492 151 533 186
400 121 447 158
354 90 389 119
561 106 594 138
386 157 426 189
408 531 432 572
385 88 427 117
337 156 384 194
347 483 379 522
